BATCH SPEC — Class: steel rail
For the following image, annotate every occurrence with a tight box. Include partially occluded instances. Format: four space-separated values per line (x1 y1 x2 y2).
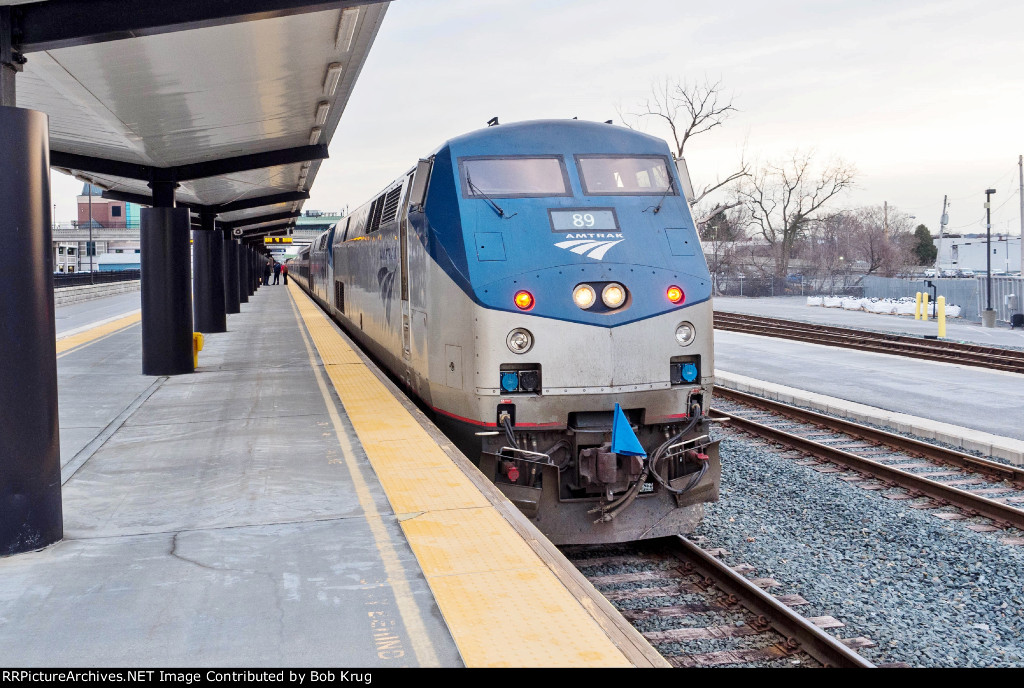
713 312 1024 374
711 401 1024 530
670 536 875 668
715 387 1024 484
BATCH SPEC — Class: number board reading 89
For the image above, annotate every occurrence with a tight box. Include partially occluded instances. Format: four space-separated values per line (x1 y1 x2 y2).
548 208 619 232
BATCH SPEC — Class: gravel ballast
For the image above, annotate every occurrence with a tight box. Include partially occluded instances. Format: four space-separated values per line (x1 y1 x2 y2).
694 431 1024 667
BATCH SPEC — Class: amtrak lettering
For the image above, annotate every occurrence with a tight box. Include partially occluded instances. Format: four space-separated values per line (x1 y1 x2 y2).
554 234 625 261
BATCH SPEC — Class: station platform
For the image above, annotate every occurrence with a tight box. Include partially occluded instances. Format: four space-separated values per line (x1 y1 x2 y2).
0 285 663 667
713 327 1024 462
715 296 1024 349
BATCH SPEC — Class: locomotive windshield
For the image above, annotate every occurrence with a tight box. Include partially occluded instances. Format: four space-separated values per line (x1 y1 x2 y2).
459 156 570 198
576 155 676 196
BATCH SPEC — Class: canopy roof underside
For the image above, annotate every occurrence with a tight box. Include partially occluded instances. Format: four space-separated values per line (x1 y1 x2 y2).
7 0 389 228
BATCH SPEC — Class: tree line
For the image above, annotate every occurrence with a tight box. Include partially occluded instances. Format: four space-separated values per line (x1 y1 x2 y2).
621 78 937 292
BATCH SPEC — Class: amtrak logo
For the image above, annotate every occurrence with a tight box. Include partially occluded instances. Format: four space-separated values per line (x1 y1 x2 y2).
377 266 396 325
555 233 624 261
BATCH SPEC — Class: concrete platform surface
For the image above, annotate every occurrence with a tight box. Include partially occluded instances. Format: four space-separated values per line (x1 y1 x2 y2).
3 285 462 667
714 328 1024 447
715 295 1024 349
54 290 140 337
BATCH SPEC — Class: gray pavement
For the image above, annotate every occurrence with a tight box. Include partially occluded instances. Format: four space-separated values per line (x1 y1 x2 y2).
54 290 140 336
2 286 461 667
715 296 1024 350
715 329 1024 441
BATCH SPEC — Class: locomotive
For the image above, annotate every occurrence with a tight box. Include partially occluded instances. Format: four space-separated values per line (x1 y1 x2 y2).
290 119 719 544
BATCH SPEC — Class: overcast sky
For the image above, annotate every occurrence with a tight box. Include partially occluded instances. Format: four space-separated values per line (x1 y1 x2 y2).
53 0 1024 236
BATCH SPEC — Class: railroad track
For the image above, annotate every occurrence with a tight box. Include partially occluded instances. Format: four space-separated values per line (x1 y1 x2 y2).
713 311 1024 374
564 537 875 668
712 387 1024 543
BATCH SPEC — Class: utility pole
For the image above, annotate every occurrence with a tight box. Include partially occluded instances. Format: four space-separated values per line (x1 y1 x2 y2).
883 201 889 238
937 195 948 269
88 184 94 282
983 188 996 327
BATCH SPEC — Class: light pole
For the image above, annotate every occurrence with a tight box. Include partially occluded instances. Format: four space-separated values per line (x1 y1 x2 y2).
982 188 996 327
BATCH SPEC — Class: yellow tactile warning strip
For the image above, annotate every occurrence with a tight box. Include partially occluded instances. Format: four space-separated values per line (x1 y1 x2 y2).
288 283 632 668
56 312 141 358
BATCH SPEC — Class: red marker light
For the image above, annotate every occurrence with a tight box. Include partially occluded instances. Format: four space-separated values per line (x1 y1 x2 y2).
667 286 684 304
514 290 534 310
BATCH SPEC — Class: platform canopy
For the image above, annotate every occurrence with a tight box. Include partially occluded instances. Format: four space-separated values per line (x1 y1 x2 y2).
5 0 390 234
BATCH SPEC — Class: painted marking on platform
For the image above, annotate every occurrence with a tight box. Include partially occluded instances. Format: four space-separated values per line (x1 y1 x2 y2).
287 283 631 668
56 311 141 358
287 291 441 668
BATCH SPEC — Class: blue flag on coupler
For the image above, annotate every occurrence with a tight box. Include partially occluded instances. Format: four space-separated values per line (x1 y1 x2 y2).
611 403 647 457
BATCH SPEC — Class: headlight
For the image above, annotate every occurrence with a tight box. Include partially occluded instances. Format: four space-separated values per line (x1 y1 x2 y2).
675 322 695 346
573 284 596 309
601 283 627 309
506 328 534 354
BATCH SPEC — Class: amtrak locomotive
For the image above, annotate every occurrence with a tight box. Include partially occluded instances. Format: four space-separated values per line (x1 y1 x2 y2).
291 119 719 544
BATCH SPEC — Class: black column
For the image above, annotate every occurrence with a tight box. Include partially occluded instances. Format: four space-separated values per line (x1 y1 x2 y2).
238 242 249 304
193 211 226 333
140 192 194 375
251 249 260 294
223 235 240 314
0 106 63 555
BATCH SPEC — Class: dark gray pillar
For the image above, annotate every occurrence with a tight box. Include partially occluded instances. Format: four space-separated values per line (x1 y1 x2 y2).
251 250 260 294
224 235 240 314
238 243 249 304
141 204 194 375
193 212 226 333
0 106 63 555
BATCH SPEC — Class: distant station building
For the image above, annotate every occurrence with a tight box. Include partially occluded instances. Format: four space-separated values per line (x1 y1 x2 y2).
936 234 1021 274
294 209 346 241
53 184 141 272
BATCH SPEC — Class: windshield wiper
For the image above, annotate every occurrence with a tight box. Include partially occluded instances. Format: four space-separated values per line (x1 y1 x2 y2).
644 174 676 214
467 173 513 218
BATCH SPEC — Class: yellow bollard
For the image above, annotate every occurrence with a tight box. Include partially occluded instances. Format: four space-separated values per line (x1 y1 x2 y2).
937 296 946 338
921 292 929 321
915 292 922 320
193 332 204 368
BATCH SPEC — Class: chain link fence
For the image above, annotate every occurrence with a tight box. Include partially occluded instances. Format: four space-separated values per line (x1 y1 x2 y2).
713 276 864 298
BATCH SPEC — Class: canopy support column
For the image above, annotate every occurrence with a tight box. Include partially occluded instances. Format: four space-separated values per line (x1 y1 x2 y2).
193 210 226 333
224 234 240 314
0 105 63 555
140 177 193 375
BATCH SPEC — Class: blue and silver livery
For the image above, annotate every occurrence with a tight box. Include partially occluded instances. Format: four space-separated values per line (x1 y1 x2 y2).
291 119 719 544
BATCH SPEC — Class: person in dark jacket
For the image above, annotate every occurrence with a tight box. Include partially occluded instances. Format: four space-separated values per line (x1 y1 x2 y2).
263 260 272 285
273 261 282 285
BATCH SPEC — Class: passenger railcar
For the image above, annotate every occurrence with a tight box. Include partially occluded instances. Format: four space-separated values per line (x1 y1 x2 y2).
290 119 719 544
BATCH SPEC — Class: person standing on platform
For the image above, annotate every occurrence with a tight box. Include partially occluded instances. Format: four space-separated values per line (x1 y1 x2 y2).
273 261 282 285
281 262 289 285
263 260 272 285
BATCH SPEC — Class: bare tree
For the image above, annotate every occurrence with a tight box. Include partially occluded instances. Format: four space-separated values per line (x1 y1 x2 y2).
738 151 855 279
847 206 915 277
620 77 749 206
698 204 746 294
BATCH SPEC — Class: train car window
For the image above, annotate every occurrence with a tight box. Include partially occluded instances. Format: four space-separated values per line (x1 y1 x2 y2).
576 155 676 196
458 156 571 198
340 216 351 241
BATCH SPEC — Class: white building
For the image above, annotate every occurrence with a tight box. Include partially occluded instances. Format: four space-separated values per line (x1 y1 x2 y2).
936 234 1021 274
